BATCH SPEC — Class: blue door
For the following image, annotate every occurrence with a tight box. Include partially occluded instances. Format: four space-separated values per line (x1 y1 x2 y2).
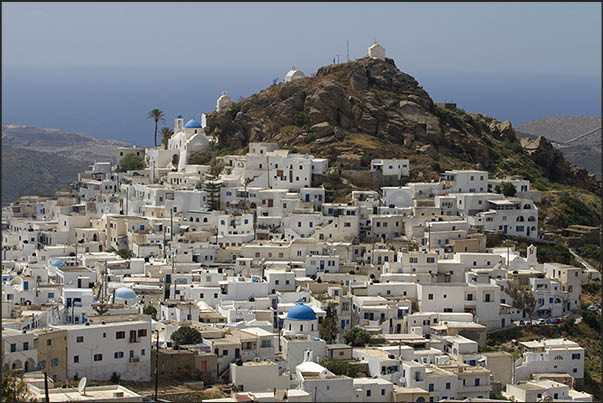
235 348 240 358
305 194 310 202
503 225 508 234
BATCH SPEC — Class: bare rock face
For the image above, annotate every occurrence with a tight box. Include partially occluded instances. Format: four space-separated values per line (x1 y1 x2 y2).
310 122 334 138
489 120 517 142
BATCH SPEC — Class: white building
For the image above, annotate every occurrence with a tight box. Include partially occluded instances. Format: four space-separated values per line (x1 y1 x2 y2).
55 320 152 381
368 42 385 60
285 65 305 83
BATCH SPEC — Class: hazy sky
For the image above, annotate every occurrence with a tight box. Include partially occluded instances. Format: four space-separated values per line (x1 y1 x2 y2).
3 2 601 74
2 2 601 144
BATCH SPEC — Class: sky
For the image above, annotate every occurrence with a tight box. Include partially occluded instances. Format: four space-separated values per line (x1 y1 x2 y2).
2 2 601 145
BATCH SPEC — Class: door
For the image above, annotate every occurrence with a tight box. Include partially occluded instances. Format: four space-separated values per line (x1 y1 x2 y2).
235 348 240 359
501 318 506 328
503 225 508 234
130 330 137 343
305 194 310 202
527 227 530 236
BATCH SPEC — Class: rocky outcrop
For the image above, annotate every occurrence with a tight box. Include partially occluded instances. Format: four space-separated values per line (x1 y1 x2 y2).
521 136 599 192
203 57 600 193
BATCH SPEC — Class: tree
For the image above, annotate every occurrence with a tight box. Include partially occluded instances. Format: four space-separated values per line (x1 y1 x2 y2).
2 370 32 402
116 154 145 172
319 305 340 343
170 325 202 347
494 184 502 194
343 327 372 347
319 359 358 377
505 282 536 321
188 150 212 165
203 158 224 211
143 305 157 320
160 127 174 150
116 249 134 259
147 109 166 148
502 182 517 197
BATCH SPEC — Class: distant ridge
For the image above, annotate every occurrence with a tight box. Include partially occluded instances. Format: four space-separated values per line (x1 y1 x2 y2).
2 124 133 164
2 125 134 204
516 117 601 178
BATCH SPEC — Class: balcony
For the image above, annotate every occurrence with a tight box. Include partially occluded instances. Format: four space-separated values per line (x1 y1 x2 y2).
129 357 140 363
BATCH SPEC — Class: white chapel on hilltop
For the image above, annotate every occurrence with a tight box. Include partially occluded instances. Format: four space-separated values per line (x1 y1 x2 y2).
285 65 305 83
216 91 233 112
368 41 385 60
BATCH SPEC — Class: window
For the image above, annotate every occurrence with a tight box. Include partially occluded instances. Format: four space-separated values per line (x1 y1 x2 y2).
138 329 147 337
114 352 124 359
47 339 52 346
73 355 79 363
23 342 29 351
93 354 103 361
572 353 581 360
366 390 371 397
428 294 434 300
475 378 480 386
381 389 385 396
427 257 435 263
446 382 451 389
116 331 125 339
76 336 84 343
428 384 434 392
10 344 16 353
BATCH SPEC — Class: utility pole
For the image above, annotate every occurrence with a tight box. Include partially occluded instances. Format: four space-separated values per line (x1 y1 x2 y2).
154 329 160 402
44 371 50 403
428 221 431 252
170 208 173 243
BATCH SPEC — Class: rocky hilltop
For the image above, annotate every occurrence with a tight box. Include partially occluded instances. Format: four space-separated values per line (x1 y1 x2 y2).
205 57 599 192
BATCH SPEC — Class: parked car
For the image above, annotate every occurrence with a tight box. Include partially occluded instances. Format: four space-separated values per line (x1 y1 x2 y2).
586 305 599 311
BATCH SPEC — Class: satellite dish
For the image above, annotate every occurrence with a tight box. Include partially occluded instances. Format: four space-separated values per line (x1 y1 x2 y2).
77 377 87 394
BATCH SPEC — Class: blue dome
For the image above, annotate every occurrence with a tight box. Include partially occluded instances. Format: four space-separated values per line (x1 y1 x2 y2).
50 259 64 267
176 114 183 119
287 304 317 321
184 119 202 129
114 287 137 300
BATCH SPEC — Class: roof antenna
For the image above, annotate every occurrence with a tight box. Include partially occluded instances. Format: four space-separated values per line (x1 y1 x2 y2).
347 40 350 62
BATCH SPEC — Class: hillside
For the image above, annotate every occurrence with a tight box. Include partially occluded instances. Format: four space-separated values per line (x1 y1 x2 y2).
1 145 89 205
517 116 601 145
203 57 601 231
2 125 133 205
517 117 601 178
2 124 132 164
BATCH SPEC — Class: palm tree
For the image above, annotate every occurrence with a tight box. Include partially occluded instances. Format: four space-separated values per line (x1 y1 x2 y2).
160 127 174 149
147 109 165 147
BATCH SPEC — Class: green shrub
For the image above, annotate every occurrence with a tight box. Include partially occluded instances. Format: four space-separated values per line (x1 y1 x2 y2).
319 359 359 377
343 327 372 347
171 326 202 347
293 112 309 127
230 103 241 118
116 154 145 172
304 133 316 144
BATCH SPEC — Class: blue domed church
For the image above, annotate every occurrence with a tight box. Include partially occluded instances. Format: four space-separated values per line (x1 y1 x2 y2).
283 302 319 337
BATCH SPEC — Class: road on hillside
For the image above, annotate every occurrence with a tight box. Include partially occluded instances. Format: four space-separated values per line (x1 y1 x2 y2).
569 248 596 271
